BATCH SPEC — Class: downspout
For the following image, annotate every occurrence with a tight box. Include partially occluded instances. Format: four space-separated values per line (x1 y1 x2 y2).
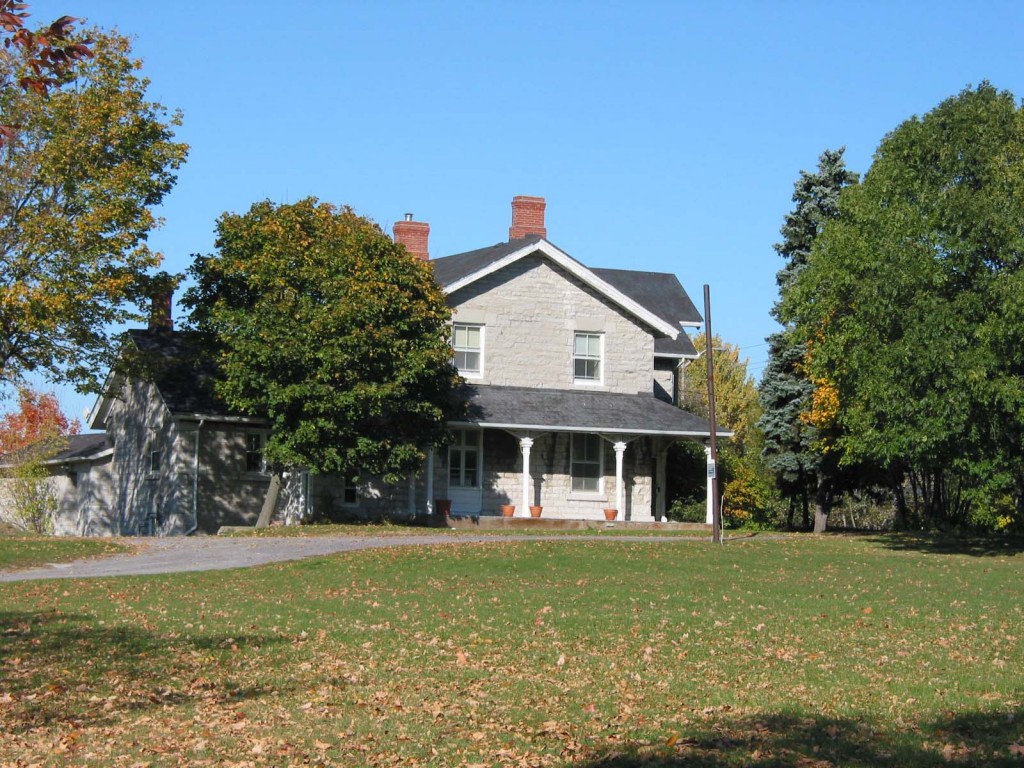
187 419 204 535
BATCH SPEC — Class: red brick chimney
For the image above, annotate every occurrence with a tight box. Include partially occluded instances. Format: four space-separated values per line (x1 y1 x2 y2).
149 291 173 330
146 273 177 330
393 213 430 260
509 195 547 240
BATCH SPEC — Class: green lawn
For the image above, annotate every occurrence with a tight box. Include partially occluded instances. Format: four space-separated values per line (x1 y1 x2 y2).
1 534 1022 766
0 533 128 571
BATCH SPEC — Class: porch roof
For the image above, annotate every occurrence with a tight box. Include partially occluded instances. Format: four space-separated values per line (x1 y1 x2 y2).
453 384 724 438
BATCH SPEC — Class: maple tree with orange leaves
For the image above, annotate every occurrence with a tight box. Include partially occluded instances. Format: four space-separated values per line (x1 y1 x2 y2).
0 388 79 458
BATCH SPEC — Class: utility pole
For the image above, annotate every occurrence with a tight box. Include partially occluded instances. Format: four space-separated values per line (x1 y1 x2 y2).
703 284 722 545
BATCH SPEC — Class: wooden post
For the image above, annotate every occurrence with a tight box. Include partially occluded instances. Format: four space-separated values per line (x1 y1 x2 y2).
704 284 722 545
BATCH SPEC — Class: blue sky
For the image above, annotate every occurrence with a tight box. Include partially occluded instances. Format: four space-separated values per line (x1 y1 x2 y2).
24 0 1024 423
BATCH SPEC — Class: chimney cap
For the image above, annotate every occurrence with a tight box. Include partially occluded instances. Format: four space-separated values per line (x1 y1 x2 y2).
404 212 414 221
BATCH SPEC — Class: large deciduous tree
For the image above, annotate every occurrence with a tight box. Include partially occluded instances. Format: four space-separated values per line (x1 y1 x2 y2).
760 148 858 531
0 26 187 392
787 83 1024 529
184 198 462 525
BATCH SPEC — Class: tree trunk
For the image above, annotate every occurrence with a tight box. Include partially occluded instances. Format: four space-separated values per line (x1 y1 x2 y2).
812 476 830 533
255 471 282 528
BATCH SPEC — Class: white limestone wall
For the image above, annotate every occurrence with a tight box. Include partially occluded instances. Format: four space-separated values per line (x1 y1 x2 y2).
449 255 656 394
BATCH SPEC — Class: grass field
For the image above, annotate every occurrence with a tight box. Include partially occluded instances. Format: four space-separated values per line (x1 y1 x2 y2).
1 534 1022 766
0 530 127 571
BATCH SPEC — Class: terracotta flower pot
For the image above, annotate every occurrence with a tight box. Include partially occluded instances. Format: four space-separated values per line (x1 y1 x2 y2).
529 505 543 518
604 508 618 521
500 504 515 517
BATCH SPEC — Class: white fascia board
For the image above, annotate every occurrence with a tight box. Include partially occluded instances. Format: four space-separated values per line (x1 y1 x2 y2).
448 419 731 439
176 413 269 426
87 372 121 430
444 240 681 339
39 446 115 467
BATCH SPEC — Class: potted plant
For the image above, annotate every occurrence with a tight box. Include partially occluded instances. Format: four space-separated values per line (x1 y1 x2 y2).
500 504 515 517
435 499 452 517
529 505 543 518
603 508 617 521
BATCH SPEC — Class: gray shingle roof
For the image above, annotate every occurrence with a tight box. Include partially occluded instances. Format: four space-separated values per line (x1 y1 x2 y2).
455 384 715 437
47 433 113 463
127 330 238 417
430 236 546 287
591 268 702 326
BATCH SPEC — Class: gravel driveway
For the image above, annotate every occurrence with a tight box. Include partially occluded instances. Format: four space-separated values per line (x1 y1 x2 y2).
0 531 731 583
0 534 495 582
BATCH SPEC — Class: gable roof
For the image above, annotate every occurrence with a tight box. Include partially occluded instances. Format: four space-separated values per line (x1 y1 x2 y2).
90 330 262 429
432 237 690 340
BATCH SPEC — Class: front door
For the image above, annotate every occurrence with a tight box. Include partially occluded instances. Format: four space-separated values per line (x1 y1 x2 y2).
448 428 483 514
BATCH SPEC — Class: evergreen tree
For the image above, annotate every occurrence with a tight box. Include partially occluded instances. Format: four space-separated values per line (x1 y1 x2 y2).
760 149 857 530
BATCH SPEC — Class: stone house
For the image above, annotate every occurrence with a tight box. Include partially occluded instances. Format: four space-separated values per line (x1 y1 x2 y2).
44 195 716 535
405 195 716 521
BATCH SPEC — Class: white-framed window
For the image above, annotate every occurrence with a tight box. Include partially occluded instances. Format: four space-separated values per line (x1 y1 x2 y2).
453 323 483 377
571 433 603 493
148 449 161 478
245 433 265 473
448 428 481 488
574 331 603 384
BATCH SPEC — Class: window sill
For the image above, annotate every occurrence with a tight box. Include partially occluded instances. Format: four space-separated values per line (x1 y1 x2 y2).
568 492 608 502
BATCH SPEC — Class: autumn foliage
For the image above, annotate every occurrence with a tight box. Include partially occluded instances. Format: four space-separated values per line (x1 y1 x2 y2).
0 0 92 144
0 387 79 458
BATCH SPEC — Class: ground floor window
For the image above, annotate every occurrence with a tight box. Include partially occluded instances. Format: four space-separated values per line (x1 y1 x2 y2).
571 433 603 492
449 428 481 488
245 433 265 473
342 475 358 505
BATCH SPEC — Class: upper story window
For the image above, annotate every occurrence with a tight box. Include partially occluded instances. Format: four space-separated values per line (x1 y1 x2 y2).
574 331 603 384
148 449 161 478
245 433 265 473
571 433 603 493
453 323 483 377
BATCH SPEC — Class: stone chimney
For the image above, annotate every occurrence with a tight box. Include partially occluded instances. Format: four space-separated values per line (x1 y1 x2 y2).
509 195 547 240
393 213 430 260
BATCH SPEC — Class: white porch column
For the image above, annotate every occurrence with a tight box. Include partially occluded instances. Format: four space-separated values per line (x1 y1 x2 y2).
613 441 627 520
519 437 534 517
426 448 435 515
704 445 714 525
655 444 668 522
